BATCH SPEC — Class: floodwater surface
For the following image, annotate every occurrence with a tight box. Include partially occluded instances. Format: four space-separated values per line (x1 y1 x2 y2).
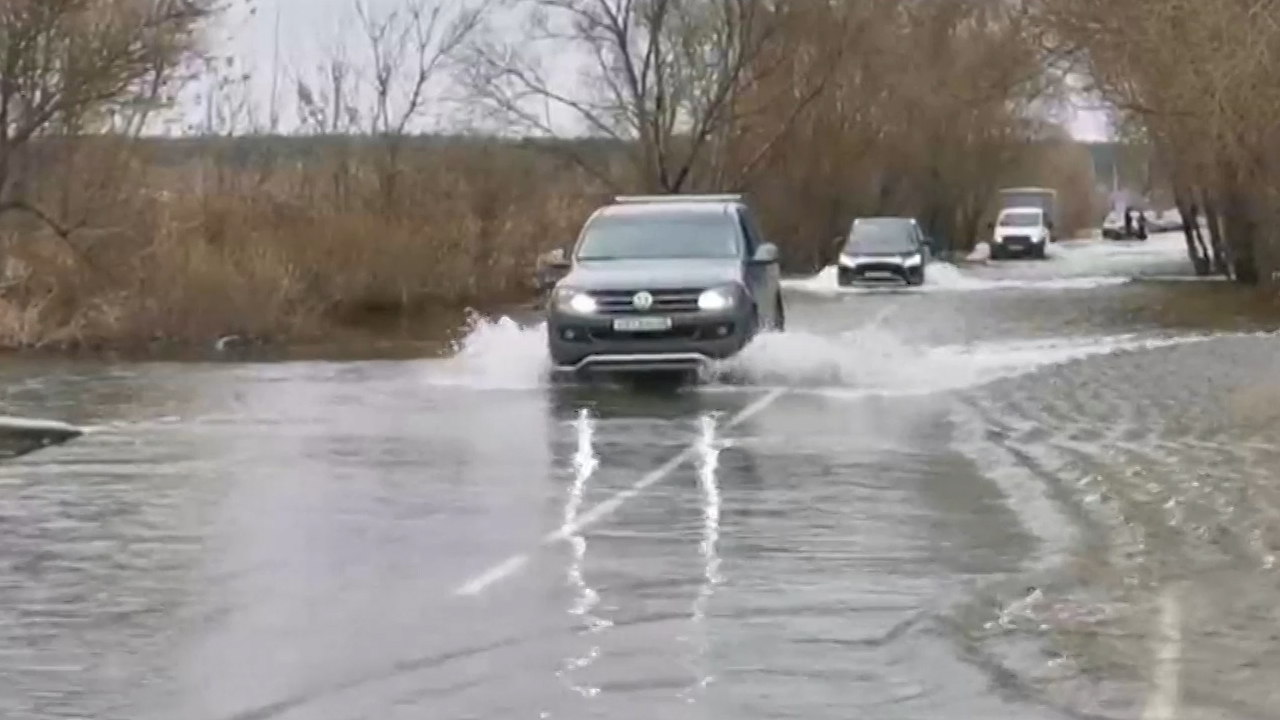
2 233 1279 719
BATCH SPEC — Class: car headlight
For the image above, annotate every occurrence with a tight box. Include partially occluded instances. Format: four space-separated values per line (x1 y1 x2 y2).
902 253 922 267
697 285 737 311
554 287 597 314
839 253 858 266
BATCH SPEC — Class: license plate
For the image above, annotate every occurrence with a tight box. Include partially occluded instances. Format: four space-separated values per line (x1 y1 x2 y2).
865 271 897 279
613 316 672 332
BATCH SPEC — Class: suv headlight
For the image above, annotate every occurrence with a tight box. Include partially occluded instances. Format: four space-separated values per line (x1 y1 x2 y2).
553 287 597 314
697 284 737 311
903 253 922 266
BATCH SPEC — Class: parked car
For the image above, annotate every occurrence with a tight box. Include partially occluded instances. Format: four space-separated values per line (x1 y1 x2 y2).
1101 208 1149 241
1148 208 1184 233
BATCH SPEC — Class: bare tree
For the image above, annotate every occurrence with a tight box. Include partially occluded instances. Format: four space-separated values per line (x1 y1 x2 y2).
356 0 485 136
295 0 489 211
462 0 849 193
0 0 213 236
760 0 1054 255
1040 0 1280 285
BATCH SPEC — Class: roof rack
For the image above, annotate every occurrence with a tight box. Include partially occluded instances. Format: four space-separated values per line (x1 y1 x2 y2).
613 194 743 204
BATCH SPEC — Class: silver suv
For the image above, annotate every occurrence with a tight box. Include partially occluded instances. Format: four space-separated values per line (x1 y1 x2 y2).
541 194 786 377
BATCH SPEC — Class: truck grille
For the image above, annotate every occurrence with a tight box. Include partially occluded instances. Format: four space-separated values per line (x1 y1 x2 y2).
1003 235 1031 245
587 326 703 341
590 289 702 314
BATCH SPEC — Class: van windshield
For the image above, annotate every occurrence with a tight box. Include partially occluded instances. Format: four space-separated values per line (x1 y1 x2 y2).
998 211 1042 228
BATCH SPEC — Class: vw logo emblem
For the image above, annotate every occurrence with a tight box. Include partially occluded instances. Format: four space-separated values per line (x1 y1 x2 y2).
632 291 653 310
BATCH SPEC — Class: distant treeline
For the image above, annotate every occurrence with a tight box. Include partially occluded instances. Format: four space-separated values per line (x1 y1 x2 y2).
37 133 1134 185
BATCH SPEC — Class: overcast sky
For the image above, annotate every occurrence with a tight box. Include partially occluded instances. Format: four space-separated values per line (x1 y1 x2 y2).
196 0 1113 141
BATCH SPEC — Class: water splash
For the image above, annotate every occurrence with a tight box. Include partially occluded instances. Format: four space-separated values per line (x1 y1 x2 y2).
423 313 1224 398
429 314 550 390
782 262 1132 297
713 328 1221 398
706 326 930 388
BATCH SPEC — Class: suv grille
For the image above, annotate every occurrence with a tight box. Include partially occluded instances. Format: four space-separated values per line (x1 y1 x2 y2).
853 262 906 276
591 289 702 314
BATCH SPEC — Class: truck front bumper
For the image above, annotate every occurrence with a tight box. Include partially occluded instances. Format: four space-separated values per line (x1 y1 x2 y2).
547 309 754 376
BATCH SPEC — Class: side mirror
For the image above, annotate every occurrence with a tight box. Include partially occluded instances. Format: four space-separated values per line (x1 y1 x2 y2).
534 248 571 292
540 248 571 270
751 242 779 264
830 235 844 250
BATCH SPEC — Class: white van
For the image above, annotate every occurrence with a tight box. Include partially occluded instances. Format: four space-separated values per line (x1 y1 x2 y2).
990 206 1050 259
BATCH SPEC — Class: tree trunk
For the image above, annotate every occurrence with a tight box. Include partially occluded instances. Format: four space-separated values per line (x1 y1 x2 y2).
1198 189 1230 277
1221 186 1259 284
1173 190 1209 275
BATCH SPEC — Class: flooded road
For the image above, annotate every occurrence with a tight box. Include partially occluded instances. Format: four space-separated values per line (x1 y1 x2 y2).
2 233 1278 719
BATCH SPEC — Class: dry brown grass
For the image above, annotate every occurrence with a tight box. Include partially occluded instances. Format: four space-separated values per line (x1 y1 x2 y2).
0 143 599 351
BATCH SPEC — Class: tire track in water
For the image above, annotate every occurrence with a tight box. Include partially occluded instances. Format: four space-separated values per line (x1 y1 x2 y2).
949 334 1280 719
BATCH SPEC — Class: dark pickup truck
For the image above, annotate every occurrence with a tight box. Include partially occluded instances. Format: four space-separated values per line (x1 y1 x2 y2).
537 194 786 378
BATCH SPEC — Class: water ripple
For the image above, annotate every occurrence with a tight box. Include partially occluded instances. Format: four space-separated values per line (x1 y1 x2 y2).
951 334 1280 718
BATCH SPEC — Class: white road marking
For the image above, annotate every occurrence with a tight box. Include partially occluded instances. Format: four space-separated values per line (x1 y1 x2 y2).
454 304 899 598
453 388 785 596
1141 586 1183 720
454 554 530 597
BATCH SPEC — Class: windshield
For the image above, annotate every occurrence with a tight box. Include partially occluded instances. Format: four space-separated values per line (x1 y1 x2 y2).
999 211 1042 227
843 221 916 253
575 211 741 260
